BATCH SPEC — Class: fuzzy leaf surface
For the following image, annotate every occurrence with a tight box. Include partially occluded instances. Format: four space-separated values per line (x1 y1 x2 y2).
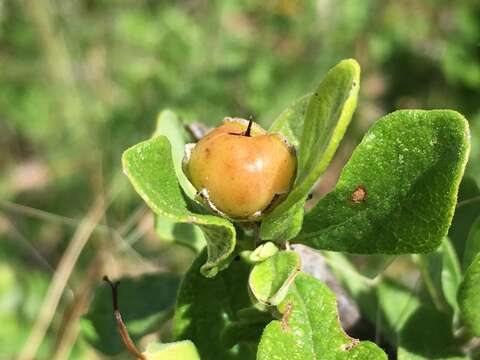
268 94 310 149
153 110 204 251
153 109 193 194
297 110 470 254
257 272 387 360
123 136 235 277
249 250 301 306
261 59 360 241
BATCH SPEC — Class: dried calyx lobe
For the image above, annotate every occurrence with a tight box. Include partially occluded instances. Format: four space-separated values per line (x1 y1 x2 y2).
183 117 297 220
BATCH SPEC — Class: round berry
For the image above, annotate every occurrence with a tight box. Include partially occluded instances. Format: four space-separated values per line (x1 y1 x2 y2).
183 118 296 219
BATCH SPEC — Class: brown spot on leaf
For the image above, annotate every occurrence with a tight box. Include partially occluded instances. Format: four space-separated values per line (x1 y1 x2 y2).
281 301 293 332
341 339 359 351
351 185 367 204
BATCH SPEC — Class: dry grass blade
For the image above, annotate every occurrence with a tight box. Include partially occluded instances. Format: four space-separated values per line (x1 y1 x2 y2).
17 196 107 360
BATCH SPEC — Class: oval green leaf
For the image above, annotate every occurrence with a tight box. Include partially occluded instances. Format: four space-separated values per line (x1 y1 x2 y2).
296 110 470 254
261 59 360 241
122 136 236 277
153 110 205 251
257 272 387 360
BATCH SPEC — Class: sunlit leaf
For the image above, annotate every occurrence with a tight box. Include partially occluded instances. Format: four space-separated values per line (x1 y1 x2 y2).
257 272 387 359
249 251 301 306
260 59 360 242
297 110 470 254
122 136 236 276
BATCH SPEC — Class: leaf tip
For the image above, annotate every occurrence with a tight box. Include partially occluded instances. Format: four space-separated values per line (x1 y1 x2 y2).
338 58 361 78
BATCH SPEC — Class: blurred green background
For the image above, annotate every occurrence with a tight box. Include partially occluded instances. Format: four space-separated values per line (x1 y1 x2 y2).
1 0 479 359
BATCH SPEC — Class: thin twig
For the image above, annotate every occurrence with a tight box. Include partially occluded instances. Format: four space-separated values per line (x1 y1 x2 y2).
103 276 146 360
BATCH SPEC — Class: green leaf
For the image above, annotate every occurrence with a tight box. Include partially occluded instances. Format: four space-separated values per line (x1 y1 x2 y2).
249 251 301 306
155 216 205 252
297 110 470 254
449 176 480 266
268 94 310 149
143 341 200 360
458 253 480 337
297 59 360 180
260 199 305 244
153 110 204 251
398 306 467 360
441 238 462 312
153 109 194 195
80 273 179 356
261 59 360 241
463 215 480 270
257 272 387 360
122 136 236 277
173 250 256 360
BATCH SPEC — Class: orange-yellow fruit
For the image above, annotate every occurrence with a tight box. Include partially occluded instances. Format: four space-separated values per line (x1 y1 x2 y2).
184 118 296 219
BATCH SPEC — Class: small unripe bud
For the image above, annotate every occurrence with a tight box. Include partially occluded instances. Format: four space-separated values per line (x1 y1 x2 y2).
183 118 296 219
